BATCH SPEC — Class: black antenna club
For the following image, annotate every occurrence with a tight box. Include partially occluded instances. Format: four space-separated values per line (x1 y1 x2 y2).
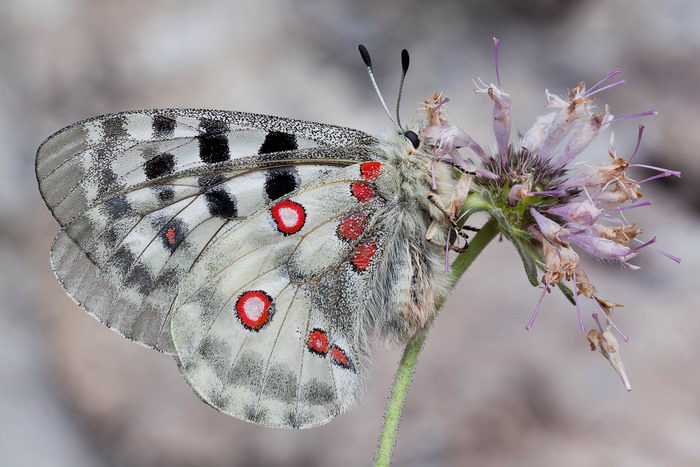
358 44 372 68
357 44 400 130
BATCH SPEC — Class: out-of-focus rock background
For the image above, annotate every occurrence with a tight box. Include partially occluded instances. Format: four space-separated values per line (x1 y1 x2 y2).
2 0 699 466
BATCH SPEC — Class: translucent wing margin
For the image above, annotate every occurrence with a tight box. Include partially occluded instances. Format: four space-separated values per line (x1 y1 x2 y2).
171 161 391 428
38 109 381 354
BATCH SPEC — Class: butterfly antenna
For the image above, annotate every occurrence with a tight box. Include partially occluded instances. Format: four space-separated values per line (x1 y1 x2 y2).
358 44 401 131
396 49 410 130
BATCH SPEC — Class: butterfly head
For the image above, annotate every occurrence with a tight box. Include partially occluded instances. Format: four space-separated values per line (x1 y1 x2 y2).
358 46 462 169
388 119 424 153
403 130 420 149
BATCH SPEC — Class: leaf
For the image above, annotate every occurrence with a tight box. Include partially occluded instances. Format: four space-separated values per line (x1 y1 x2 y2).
512 238 540 286
557 281 577 306
489 208 539 287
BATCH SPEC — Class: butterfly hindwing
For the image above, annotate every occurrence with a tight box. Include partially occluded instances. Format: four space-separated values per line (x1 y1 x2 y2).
39 109 380 354
171 161 390 428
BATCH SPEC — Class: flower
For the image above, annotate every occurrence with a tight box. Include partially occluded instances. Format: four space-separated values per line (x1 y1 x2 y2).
420 38 681 390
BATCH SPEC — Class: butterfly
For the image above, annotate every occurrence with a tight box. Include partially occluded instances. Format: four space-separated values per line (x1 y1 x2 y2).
36 46 472 428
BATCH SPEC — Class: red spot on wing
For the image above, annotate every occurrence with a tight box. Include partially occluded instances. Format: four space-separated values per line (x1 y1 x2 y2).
351 182 375 202
235 291 273 331
337 212 367 240
360 161 382 180
165 226 177 245
271 200 306 234
306 329 329 355
330 345 354 371
351 241 377 271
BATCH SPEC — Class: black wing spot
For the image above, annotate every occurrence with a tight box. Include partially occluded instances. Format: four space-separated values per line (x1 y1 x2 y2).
102 194 131 219
259 131 298 154
229 351 264 389
152 115 176 138
96 161 118 197
264 167 299 200
104 227 119 245
262 364 298 403
124 263 155 295
198 118 230 163
204 188 238 218
144 153 176 180
198 134 230 163
102 116 127 139
154 186 175 203
113 246 136 275
200 118 228 134
301 380 335 406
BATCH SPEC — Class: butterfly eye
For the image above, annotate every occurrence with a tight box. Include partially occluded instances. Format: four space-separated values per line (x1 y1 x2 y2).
403 130 420 149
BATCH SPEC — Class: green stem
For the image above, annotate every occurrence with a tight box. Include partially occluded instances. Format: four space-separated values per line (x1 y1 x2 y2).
373 218 499 467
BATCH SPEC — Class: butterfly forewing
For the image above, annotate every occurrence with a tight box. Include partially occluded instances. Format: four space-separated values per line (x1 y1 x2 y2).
39 109 381 354
37 109 377 226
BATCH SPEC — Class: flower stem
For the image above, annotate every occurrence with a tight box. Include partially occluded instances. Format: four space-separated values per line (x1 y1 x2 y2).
373 218 499 466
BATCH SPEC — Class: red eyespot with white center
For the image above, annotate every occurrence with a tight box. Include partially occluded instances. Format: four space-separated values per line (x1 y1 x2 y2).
235 290 273 331
337 212 367 241
360 161 382 180
351 182 375 202
306 329 329 355
351 240 378 271
271 200 306 234
330 344 354 371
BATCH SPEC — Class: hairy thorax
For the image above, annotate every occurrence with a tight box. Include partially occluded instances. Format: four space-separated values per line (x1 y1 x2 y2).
380 130 456 222
371 131 457 341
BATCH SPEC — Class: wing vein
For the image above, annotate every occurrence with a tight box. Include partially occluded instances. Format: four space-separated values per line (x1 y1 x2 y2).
253 287 302 407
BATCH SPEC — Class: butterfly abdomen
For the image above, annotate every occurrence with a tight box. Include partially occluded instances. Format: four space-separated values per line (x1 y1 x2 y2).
367 133 455 342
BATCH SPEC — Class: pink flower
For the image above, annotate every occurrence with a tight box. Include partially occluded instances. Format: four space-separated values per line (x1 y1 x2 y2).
568 232 637 263
420 39 681 390
474 78 511 163
547 199 602 226
530 208 569 245
420 92 489 162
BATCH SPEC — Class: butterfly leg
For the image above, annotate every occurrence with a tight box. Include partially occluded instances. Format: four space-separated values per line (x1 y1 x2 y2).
426 193 470 240
441 161 477 177
417 151 477 177
425 193 471 254
427 192 481 235
427 238 468 253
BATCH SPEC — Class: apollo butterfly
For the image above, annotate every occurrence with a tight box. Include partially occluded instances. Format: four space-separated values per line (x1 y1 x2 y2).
36 45 470 428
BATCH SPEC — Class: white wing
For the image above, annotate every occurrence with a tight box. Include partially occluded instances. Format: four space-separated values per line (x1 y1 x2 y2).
171 161 392 428
38 109 380 353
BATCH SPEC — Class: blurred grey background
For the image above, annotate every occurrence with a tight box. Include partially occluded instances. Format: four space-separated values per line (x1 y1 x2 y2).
2 0 699 466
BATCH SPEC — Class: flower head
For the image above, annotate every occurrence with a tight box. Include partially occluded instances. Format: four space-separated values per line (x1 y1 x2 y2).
420 39 681 390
